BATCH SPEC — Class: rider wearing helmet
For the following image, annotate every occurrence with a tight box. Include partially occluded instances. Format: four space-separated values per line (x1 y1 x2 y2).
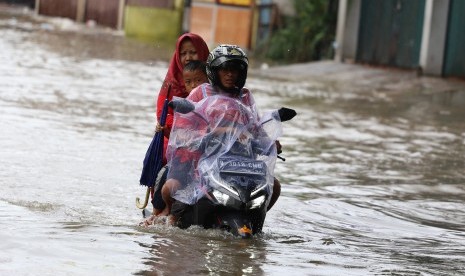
188 44 282 212
206 44 249 93
187 44 254 103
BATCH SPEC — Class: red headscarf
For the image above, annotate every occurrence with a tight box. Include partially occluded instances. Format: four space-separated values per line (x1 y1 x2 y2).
156 33 209 160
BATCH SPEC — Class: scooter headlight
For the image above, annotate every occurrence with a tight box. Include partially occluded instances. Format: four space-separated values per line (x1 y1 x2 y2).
248 195 266 209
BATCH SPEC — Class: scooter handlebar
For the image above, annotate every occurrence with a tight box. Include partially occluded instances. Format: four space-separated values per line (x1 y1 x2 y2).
169 98 195 114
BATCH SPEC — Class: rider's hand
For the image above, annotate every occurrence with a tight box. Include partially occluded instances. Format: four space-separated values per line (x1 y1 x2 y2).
275 140 282 154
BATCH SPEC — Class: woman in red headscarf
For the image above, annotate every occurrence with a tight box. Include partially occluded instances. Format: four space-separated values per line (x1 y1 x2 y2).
156 33 209 159
148 33 209 219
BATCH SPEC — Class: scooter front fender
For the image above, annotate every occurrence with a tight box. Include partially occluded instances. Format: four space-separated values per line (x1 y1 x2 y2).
217 208 266 238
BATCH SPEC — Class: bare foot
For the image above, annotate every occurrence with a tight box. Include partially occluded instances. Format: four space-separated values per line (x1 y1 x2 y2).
139 215 156 227
167 215 177 226
153 208 163 216
157 207 170 217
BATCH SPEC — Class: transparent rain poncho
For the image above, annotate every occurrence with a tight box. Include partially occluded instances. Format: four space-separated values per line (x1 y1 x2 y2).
166 95 283 205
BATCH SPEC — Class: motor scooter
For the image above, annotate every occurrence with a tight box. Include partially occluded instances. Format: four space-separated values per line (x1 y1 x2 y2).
160 97 296 238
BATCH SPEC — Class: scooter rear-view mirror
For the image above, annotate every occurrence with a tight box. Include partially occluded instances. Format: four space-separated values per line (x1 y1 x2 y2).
278 107 297 122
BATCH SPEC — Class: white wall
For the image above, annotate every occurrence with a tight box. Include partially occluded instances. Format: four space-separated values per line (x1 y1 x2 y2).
420 0 450 75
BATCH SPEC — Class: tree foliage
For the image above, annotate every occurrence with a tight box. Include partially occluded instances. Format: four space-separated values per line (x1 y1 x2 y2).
261 0 338 63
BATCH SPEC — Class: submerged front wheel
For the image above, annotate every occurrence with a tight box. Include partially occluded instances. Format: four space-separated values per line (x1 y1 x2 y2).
218 209 266 238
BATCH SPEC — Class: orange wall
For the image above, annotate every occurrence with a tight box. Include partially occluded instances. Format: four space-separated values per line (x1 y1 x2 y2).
190 5 214 45
215 7 252 48
217 0 251 5
190 3 253 49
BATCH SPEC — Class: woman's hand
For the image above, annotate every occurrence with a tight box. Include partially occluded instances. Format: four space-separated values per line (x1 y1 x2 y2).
155 123 165 133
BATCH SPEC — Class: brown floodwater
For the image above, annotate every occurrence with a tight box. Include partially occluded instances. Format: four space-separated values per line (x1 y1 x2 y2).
1 6 465 276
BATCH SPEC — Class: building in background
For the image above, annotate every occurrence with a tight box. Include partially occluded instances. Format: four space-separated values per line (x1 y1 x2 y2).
187 0 289 50
335 0 465 78
31 0 289 50
2 0 34 8
124 0 183 46
189 0 255 49
34 0 124 29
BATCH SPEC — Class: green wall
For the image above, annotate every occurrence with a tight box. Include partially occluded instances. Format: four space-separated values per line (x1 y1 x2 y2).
124 5 182 46
357 0 425 68
443 0 465 78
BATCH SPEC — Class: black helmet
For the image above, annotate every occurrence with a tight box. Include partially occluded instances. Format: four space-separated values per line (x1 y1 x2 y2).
206 44 249 92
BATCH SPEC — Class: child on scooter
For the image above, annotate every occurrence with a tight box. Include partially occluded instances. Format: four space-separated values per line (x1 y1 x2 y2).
182 60 209 94
142 61 209 225
156 61 209 217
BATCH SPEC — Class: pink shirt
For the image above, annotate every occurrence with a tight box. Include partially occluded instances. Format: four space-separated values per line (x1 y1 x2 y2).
187 83 256 109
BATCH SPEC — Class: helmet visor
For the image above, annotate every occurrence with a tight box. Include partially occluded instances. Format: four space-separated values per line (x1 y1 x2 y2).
219 60 246 72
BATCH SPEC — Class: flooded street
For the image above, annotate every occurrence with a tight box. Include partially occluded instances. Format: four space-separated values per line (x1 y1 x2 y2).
1 6 465 275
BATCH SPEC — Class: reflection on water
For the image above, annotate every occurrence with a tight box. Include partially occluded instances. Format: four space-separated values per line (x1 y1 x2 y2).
136 228 268 275
1 6 465 276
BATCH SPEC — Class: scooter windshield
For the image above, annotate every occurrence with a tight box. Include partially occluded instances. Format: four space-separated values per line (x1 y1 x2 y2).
166 95 283 205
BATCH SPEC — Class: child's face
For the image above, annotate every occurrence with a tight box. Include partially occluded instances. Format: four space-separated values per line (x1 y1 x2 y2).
218 68 239 89
183 69 208 93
